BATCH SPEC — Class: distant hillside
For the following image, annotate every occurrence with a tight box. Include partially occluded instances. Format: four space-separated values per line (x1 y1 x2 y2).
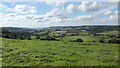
0 25 119 33
49 25 119 33
1 27 35 32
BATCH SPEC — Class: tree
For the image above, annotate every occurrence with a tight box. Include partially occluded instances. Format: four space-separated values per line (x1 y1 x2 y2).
76 39 83 42
76 33 79 36
92 40 96 42
108 39 120 44
46 36 56 40
28 36 32 40
69 38 83 42
4 34 10 38
36 36 40 39
20 36 24 40
99 39 104 43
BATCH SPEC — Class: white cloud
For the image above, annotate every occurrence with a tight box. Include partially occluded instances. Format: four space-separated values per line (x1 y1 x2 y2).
65 2 118 16
66 4 79 13
31 8 65 22
0 12 118 28
0 2 118 28
104 10 120 15
79 2 106 12
0 4 9 11
65 2 107 14
13 5 37 14
0 4 37 14
92 2 104 8
108 0 120 2
109 15 118 21
79 2 90 12
45 1 66 6
1 0 120 2
77 15 97 20
46 8 63 17
115 11 118 14
104 11 112 15
7 13 18 17
0 13 41 27
0 4 6 8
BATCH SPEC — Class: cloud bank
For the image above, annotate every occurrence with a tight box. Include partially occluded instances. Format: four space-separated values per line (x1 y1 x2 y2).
0 2 119 28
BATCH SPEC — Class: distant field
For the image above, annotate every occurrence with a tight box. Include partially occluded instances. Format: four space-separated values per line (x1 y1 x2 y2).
60 36 100 42
1 37 118 66
98 31 119 35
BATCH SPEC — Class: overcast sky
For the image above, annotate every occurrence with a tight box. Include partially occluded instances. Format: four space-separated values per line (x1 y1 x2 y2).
0 1 119 28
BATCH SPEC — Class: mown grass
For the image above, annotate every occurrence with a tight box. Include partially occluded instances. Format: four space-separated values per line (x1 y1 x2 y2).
1 35 118 66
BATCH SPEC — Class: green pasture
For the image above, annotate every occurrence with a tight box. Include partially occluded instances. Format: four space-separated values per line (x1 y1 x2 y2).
1 37 118 66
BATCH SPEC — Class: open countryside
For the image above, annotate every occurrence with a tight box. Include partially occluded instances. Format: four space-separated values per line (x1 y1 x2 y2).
0 26 119 66
0 1 119 67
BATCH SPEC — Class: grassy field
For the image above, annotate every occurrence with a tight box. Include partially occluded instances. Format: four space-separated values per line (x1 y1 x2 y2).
97 31 119 35
60 36 100 42
1 35 119 66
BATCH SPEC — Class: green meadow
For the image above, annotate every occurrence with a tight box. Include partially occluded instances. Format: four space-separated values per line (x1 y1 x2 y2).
1 35 118 66
1 26 119 66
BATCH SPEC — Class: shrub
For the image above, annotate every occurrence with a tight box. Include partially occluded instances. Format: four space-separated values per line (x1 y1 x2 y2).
40 36 59 41
99 39 104 43
36 36 40 39
69 38 83 42
76 39 83 42
108 39 120 44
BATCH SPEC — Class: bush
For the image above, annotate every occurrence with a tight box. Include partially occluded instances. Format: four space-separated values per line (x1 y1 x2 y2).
99 39 104 43
69 38 83 42
36 36 40 39
76 39 83 42
108 39 120 44
40 36 59 41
